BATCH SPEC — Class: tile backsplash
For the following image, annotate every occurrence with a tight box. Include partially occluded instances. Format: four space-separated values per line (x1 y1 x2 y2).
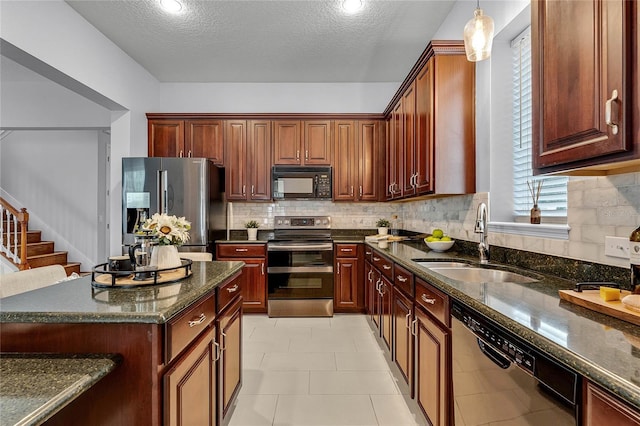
230 172 639 268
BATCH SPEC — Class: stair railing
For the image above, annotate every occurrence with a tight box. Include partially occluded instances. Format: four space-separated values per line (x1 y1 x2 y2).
0 197 30 270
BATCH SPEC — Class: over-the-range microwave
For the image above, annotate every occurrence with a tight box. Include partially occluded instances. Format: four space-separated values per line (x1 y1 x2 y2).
272 166 332 200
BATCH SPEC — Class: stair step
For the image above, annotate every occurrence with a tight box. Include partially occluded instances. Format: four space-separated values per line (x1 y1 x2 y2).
26 241 55 257
63 263 81 276
27 251 68 268
3 230 42 245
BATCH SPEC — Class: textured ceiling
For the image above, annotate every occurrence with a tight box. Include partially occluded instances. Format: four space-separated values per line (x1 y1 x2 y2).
64 0 457 83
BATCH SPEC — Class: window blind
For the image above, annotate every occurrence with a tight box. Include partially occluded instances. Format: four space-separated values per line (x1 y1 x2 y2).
512 27 567 218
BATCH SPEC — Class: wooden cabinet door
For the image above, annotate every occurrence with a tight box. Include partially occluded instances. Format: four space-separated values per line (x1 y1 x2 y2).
185 119 224 164
380 276 393 350
333 120 357 201
149 120 184 157
273 121 302 165
164 326 215 426
335 257 359 310
415 60 434 194
415 307 451 426
358 121 380 201
387 100 404 200
239 258 266 312
372 269 382 331
402 83 417 196
217 298 242 424
583 381 640 426
393 287 413 391
364 260 373 317
247 120 272 201
304 120 332 165
532 0 631 172
225 120 248 200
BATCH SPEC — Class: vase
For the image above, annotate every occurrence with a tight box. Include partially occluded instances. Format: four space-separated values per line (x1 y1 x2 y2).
247 228 258 241
378 227 388 235
151 245 182 269
530 204 541 224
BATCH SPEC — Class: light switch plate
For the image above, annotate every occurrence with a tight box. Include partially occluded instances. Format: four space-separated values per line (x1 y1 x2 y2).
604 236 630 259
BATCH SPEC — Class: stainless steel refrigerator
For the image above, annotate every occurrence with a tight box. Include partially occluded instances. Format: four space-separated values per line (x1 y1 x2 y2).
122 157 226 252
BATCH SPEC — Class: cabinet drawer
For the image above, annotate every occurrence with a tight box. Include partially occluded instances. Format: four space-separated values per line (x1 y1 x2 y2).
415 277 449 327
165 293 216 363
372 252 394 280
364 245 373 262
217 244 266 258
335 243 359 258
394 264 414 298
218 276 242 312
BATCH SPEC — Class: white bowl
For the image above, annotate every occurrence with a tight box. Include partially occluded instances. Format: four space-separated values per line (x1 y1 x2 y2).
425 240 455 252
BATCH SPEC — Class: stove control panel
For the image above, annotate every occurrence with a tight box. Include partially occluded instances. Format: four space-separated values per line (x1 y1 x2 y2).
274 216 331 229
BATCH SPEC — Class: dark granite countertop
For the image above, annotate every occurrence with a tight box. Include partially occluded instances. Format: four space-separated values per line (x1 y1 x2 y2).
0 353 120 426
367 240 640 410
0 261 244 324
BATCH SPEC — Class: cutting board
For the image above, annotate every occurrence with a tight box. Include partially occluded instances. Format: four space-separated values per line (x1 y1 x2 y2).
558 289 640 326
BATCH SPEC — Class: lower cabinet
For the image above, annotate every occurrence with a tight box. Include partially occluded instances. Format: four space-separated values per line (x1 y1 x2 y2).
217 243 267 313
392 287 413 391
334 243 364 313
164 326 217 426
583 381 640 426
217 297 243 424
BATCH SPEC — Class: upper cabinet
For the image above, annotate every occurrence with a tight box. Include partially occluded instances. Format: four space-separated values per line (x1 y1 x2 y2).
532 0 640 175
273 120 332 166
226 120 272 201
385 41 475 201
148 118 225 166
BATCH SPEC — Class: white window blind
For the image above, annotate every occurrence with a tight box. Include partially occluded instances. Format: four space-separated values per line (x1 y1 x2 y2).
512 27 567 218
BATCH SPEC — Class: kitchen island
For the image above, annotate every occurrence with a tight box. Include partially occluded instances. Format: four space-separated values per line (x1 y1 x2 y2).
366 240 640 414
0 261 244 426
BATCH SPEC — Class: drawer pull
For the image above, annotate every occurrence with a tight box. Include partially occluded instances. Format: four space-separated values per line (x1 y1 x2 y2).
421 294 436 304
411 319 418 336
227 284 239 293
235 248 248 252
368 270 373 281
221 330 227 351
340 248 353 252
397 275 407 282
405 312 411 329
213 341 221 362
373 256 381 261
382 265 391 270
188 313 207 327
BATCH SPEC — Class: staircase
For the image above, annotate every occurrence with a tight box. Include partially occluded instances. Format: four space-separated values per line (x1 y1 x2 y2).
1 198 80 276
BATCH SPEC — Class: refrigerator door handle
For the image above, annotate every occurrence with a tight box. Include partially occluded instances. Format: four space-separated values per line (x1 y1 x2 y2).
158 169 168 214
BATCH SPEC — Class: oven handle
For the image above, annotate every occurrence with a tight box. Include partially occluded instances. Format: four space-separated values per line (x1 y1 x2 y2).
268 243 334 251
267 266 334 274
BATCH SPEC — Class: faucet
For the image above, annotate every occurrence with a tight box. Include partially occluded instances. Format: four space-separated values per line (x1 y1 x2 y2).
474 202 489 264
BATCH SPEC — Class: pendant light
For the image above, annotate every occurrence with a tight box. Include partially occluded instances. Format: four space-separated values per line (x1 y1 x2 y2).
463 0 495 62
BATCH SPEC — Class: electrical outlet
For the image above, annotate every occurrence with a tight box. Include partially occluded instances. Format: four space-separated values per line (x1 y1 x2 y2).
604 236 630 259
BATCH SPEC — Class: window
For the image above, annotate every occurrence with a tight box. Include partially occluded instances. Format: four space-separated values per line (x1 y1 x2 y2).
511 27 567 220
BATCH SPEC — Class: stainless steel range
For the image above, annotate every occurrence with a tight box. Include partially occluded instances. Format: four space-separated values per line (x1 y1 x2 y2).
267 216 333 317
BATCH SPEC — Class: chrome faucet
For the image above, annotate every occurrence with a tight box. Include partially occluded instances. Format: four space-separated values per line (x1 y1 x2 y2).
474 202 489 264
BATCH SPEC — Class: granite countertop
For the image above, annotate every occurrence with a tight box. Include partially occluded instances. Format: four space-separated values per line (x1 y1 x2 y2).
368 240 640 409
0 261 244 324
0 353 121 426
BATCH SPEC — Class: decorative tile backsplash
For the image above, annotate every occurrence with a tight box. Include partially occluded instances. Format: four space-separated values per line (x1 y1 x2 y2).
230 172 639 268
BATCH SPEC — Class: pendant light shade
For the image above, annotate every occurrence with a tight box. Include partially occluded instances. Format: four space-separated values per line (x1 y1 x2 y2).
463 7 495 62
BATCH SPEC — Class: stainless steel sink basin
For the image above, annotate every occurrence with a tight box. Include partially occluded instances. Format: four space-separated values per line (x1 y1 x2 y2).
414 261 471 269
428 267 538 284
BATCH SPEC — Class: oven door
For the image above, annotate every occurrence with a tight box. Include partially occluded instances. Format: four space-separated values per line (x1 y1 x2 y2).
267 242 334 300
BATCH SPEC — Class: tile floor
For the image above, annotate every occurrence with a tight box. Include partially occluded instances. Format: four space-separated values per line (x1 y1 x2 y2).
228 314 427 426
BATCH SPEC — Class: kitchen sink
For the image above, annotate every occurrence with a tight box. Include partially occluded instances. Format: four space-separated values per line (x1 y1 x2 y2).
414 261 471 269
428 267 539 284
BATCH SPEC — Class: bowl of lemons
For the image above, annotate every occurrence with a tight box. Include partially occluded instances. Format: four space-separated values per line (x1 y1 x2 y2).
424 229 454 252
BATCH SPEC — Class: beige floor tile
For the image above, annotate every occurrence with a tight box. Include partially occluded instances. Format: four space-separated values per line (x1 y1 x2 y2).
275 317 332 328
248 326 312 341
244 352 265 369
244 340 291 354
354 337 385 353
289 337 358 353
370 394 427 426
261 352 337 371
335 352 389 371
273 395 378 426
330 314 371 328
242 370 310 395
310 371 399 395
228 394 278 426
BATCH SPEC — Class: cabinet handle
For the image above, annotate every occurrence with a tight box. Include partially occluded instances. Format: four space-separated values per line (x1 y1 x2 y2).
188 150 192 158
261 262 264 275
397 275 407 282
376 279 381 292
382 265 391 270
235 248 248 252
340 248 353 252
188 313 207 328
421 294 436 304
179 150 184 158
414 173 419 187
366 250 372 255
251 185 255 195
227 284 239 293
605 89 619 135
380 283 386 295
242 185 246 195
337 262 340 274
359 186 363 197
213 340 221 362
350 186 354 197
305 150 309 160
296 150 300 160
373 256 381 261
406 312 412 330
411 318 418 336
221 330 227 351
368 270 372 281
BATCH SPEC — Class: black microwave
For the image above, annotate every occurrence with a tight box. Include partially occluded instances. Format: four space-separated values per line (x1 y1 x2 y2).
272 166 332 200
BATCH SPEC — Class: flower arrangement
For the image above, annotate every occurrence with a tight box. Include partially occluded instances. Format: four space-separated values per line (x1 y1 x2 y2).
141 213 191 246
244 220 260 228
376 218 391 228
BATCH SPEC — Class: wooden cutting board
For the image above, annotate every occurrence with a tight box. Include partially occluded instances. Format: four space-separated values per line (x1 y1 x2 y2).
558 289 640 326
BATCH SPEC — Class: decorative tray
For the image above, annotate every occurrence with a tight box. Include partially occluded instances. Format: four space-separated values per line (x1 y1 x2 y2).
91 259 193 289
